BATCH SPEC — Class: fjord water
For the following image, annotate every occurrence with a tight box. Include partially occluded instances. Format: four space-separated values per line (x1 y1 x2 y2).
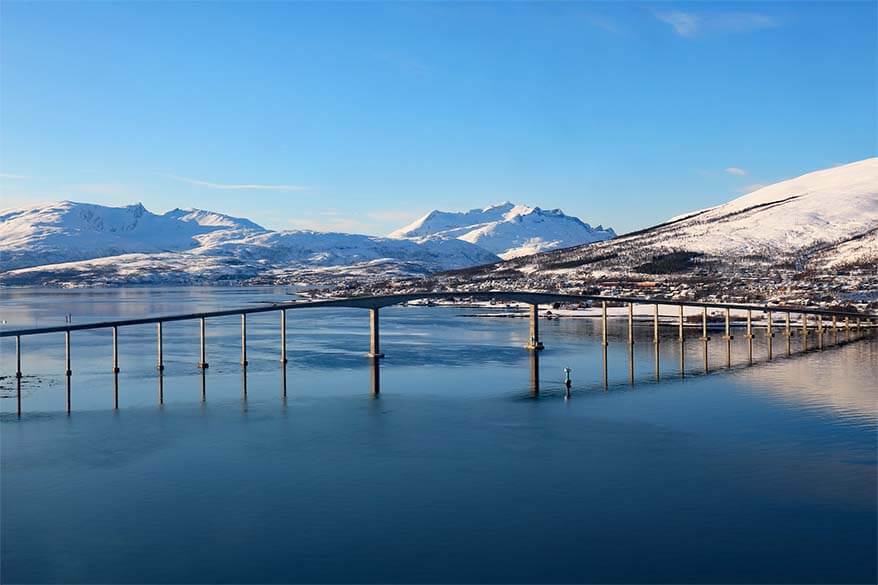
1 288 876 584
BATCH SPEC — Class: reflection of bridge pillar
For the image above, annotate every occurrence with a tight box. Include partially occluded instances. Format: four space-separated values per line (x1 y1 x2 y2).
602 343 608 388
628 342 635 385
370 357 381 396
368 308 385 358
529 350 540 396
526 304 544 351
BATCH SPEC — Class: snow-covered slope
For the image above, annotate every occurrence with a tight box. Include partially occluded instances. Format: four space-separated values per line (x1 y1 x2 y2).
0 200 500 284
0 201 210 271
163 208 266 232
390 202 615 259
474 158 878 277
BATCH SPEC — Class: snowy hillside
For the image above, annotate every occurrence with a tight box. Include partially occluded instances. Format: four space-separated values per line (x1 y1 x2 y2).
0 201 209 271
0 200 500 285
467 158 878 278
164 208 266 232
390 202 615 259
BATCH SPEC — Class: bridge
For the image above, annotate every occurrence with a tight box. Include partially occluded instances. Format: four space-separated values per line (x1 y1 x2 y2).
4 291 876 415
4 291 874 378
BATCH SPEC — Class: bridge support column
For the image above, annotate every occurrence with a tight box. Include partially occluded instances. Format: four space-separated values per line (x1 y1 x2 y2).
628 303 634 345
240 314 248 367
784 312 792 337
832 315 838 332
653 304 659 345
678 305 684 342
766 311 774 338
15 335 22 379
112 326 120 373
280 310 288 364
65 331 72 376
525 304 544 351
802 313 808 338
368 308 385 358
601 301 608 346
745 310 753 339
723 308 734 340
198 317 209 369
701 307 710 341
156 322 164 371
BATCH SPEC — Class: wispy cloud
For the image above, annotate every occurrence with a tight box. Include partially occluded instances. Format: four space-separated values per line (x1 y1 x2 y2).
656 11 700 37
0 173 28 180
724 167 748 176
169 175 307 192
656 10 778 38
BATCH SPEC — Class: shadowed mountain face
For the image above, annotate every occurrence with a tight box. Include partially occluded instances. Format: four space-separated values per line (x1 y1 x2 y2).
455 158 878 280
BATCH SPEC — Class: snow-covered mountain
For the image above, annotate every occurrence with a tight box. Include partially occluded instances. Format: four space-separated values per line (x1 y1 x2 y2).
464 158 878 279
390 202 615 259
0 200 501 285
0 201 209 271
164 208 266 232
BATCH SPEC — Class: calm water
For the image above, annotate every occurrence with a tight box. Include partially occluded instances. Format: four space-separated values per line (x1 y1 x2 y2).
1 287 876 584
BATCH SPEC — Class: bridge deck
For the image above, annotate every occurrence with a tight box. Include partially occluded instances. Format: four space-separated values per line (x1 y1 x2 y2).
1 291 874 338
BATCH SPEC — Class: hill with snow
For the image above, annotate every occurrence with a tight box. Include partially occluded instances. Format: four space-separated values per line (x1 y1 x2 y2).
460 158 878 280
390 202 615 259
0 200 502 285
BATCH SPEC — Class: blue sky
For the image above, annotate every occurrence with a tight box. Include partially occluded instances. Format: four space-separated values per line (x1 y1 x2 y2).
0 1 875 235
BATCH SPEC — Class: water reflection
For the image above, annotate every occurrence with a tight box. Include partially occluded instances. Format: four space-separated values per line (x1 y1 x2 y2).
370 358 381 397
653 342 660 381
628 343 635 386
529 351 539 397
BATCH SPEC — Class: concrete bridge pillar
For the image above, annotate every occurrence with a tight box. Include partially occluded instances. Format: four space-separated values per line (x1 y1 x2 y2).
653 304 660 345
15 335 22 379
701 307 710 341
112 327 120 374
678 305 684 342
601 301 608 346
526 304 544 351
628 303 635 345
723 308 734 340
240 314 248 367
156 322 164 371
65 331 72 377
368 308 385 358
198 317 209 369
280 310 288 364
745 310 754 339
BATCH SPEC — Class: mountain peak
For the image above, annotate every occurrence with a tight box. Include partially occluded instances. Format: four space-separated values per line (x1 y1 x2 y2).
389 202 615 259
